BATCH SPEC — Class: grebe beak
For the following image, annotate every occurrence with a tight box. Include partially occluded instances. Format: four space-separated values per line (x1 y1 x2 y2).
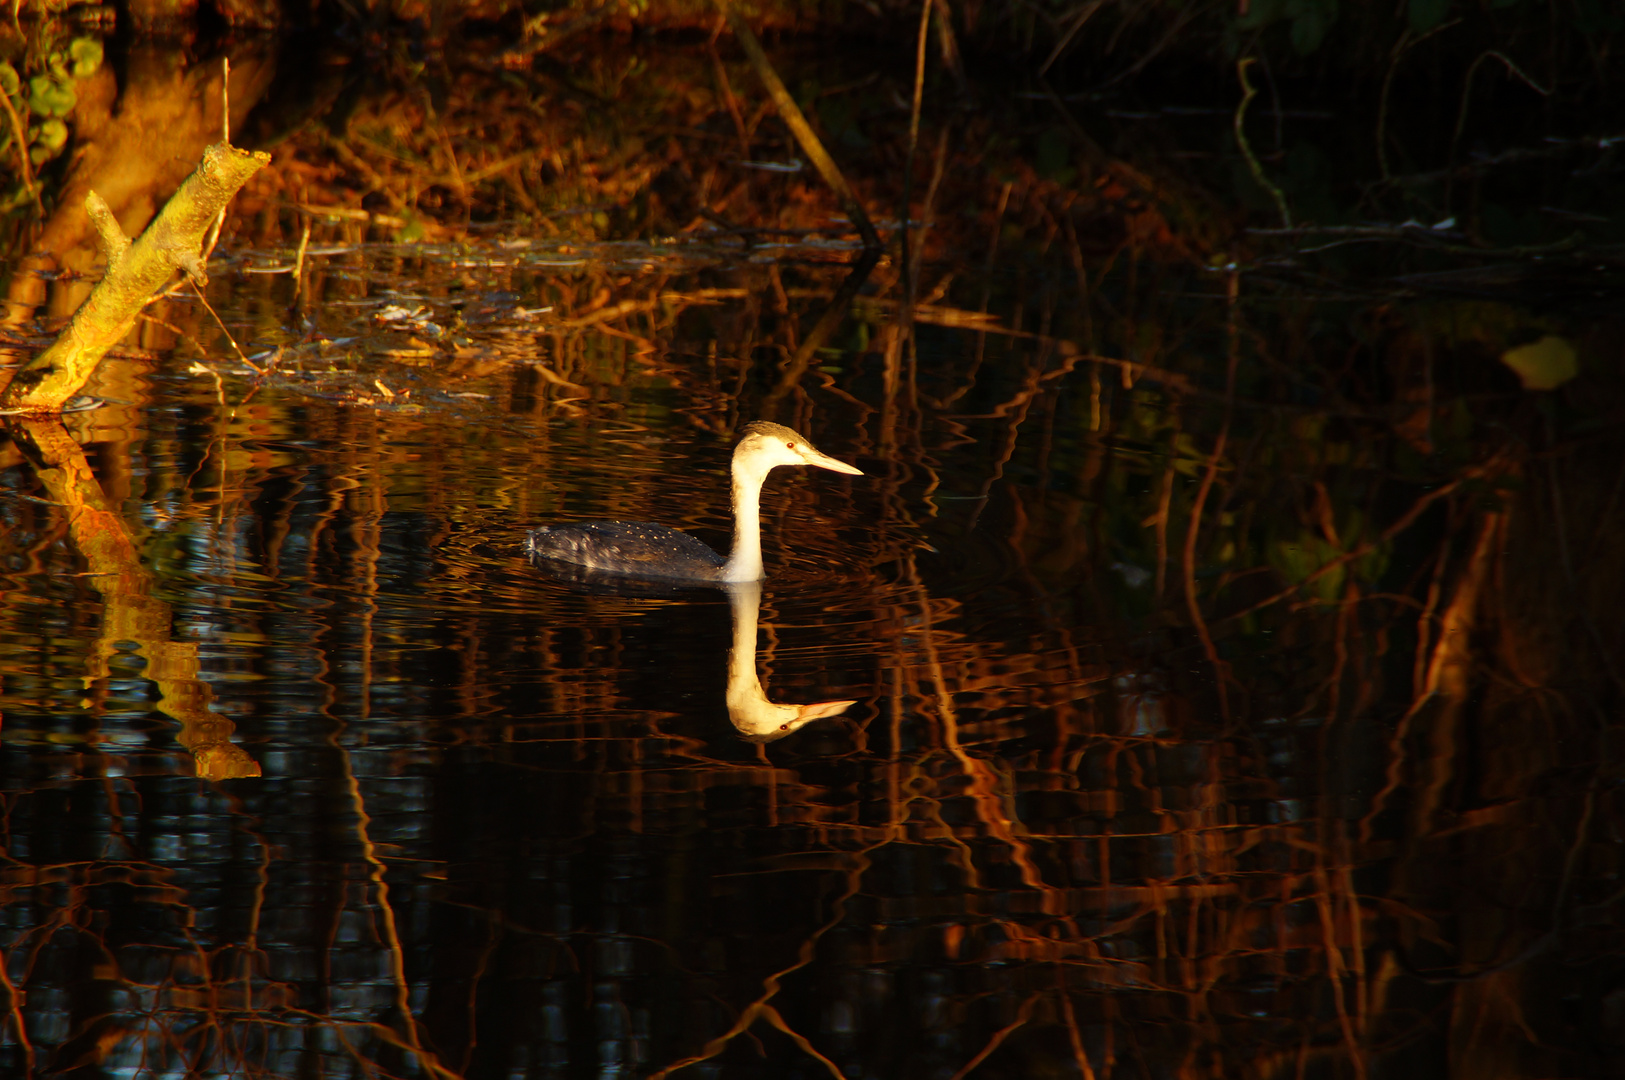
799 447 863 476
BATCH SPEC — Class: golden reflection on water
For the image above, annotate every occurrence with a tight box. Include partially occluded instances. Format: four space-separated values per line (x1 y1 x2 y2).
0 233 1618 1079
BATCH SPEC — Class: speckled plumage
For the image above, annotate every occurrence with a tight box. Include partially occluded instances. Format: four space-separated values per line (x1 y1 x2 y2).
526 520 726 581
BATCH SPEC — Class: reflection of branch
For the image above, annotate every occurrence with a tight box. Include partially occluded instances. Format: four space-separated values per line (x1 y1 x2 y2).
948 992 1038 1080
10 418 261 780
1360 511 1502 844
905 557 1061 910
651 851 867 1079
1217 467 1485 626
0 949 35 1073
1312 856 1369 1077
1058 990 1099 1079
764 249 880 410
1183 270 1239 722
854 302 1274 411
334 737 459 1079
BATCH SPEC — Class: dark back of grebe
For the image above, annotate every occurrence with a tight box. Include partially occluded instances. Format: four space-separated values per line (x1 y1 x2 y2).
526 522 727 581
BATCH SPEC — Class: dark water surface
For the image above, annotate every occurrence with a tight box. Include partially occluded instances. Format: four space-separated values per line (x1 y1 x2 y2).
1 230 1621 1079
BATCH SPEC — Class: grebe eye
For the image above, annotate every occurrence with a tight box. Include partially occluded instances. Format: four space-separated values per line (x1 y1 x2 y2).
786 442 796 450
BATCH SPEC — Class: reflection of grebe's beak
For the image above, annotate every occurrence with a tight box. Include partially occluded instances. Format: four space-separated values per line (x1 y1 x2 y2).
796 699 857 723
735 697 856 742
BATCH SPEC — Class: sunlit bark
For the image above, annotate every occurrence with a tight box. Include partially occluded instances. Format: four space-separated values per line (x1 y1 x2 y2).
0 143 269 414
3 45 275 328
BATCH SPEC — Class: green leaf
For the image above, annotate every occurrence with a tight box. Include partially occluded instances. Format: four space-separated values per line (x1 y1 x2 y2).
395 215 427 243
1237 0 1285 30
1355 541 1391 585
1290 0 1338 53
32 117 68 153
1501 335 1579 390
0 62 19 98
1271 534 1344 602
1035 129 1074 183
28 116 69 165
1573 0 1624 32
69 38 104 80
1409 0 1450 33
28 74 77 118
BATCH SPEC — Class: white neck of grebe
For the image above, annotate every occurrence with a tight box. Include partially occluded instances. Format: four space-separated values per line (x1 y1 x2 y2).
715 425 863 582
720 455 769 582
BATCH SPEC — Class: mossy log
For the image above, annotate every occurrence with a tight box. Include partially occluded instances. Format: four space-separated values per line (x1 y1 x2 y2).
0 142 270 415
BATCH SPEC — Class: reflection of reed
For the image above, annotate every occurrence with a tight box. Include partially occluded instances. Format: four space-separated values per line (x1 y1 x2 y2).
0 322 1609 1078
10 418 260 781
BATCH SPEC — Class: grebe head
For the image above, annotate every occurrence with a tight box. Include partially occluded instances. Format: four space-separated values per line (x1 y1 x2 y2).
735 421 864 479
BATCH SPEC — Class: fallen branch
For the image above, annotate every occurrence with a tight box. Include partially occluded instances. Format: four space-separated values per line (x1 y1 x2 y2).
0 142 270 414
718 3 881 251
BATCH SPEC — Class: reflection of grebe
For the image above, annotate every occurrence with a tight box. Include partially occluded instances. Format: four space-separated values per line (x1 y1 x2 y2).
726 581 855 740
526 422 862 583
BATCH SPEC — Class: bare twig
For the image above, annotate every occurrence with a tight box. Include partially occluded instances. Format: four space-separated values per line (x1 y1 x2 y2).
1218 468 1485 626
1235 58 1290 229
718 4 881 250
1183 268 1241 721
901 0 933 284
0 77 39 216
